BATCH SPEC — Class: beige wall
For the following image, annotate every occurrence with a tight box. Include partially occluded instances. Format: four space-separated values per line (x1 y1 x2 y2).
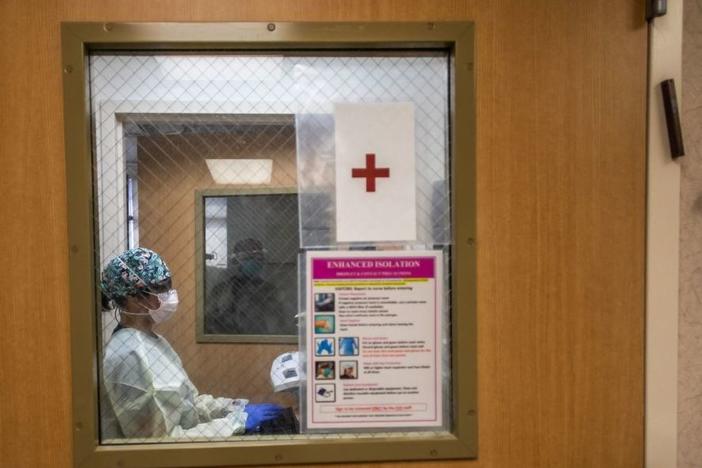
137 129 297 407
679 1 702 466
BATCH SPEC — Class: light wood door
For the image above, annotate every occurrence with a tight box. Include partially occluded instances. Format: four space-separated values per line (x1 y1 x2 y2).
0 1 646 467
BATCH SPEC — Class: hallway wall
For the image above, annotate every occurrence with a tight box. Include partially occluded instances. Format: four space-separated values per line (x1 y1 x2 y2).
678 1 702 466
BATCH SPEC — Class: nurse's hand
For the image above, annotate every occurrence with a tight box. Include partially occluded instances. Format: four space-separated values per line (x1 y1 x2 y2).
244 403 284 431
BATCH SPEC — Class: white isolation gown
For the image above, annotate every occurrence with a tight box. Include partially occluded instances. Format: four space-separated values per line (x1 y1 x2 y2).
100 327 247 441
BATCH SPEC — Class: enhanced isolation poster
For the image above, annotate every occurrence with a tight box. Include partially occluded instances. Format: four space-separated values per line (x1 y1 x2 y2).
304 250 443 430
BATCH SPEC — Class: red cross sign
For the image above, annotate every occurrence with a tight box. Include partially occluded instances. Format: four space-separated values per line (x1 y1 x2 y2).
351 153 390 192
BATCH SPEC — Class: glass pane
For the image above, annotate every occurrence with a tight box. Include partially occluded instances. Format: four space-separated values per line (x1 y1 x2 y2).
90 51 452 444
203 193 299 336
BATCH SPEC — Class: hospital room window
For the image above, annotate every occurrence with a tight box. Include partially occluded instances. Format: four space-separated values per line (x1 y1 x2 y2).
88 49 459 447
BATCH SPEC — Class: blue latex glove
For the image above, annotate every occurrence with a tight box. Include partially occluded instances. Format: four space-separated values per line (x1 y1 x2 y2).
244 403 284 431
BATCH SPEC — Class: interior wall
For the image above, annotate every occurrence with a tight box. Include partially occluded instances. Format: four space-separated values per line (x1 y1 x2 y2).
0 1 647 468
679 1 702 466
136 130 297 406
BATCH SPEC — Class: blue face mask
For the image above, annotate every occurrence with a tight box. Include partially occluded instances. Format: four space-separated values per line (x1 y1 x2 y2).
240 259 264 278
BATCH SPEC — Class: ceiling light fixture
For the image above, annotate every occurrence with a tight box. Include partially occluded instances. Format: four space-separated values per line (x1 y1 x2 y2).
205 159 273 185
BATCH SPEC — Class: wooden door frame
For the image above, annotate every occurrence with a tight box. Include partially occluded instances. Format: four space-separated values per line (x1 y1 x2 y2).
645 3 683 468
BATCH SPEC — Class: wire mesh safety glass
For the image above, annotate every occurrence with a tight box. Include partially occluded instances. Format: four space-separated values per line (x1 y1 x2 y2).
89 51 453 444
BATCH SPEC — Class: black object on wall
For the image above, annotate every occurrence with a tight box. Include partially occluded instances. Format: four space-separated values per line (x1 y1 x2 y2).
661 79 685 159
646 0 667 21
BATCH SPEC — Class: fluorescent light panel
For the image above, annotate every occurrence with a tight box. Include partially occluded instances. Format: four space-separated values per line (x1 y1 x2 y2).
205 159 273 184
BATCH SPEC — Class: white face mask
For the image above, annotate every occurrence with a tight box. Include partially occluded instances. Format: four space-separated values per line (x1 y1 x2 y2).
144 289 179 324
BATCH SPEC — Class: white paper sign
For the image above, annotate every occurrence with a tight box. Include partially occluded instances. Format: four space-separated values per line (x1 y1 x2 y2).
334 102 417 242
305 250 443 429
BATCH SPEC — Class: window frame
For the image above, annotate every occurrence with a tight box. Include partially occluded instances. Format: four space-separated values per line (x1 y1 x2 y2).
62 21 476 467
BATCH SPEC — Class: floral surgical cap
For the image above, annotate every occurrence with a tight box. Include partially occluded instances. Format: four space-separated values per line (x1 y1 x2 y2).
100 248 171 303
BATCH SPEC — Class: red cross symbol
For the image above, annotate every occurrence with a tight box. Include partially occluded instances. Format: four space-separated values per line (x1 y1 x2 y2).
351 153 390 192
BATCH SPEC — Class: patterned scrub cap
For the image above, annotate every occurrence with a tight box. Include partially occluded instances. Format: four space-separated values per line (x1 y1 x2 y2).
100 247 171 303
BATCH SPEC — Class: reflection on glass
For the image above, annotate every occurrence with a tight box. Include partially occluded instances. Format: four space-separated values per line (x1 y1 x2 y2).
203 193 299 336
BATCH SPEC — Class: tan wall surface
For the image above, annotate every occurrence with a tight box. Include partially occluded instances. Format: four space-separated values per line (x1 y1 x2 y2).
136 130 297 407
679 1 702 466
0 1 647 468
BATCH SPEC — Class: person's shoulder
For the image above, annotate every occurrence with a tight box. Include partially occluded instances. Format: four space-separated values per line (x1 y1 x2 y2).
211 273 246 295
102 331 150 380
146 334 183 365
106 326 139 342
104 329 147 361
154 334 178 354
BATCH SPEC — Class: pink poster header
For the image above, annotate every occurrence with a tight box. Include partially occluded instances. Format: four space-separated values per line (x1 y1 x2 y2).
312 256 435 279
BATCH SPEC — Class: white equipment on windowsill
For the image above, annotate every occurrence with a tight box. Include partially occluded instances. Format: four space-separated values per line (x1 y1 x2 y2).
270 351 302 393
